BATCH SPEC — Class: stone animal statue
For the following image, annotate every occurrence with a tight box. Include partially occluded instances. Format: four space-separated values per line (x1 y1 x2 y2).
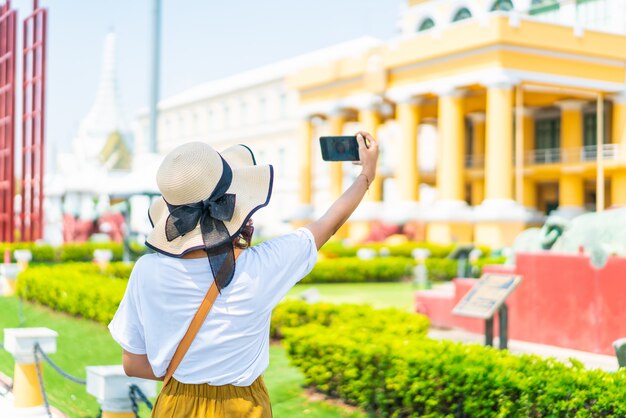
553 207 626 268
510 216 570 263
512 207 626 268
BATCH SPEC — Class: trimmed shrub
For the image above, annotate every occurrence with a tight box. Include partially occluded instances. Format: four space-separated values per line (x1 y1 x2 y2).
0 242 131 263
302 257 414 284
0 242 56 263
424 258 458 282
284 320 626 417
59 242 124 262
17 263 127 324
270 300 430 339
104 262 134 279
320 241 457 259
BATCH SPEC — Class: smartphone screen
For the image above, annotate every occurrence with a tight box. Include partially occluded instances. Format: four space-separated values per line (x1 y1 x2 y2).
320 136 360 161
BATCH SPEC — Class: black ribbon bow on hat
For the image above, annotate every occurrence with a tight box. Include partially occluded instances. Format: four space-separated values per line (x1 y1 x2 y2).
164 156 237 290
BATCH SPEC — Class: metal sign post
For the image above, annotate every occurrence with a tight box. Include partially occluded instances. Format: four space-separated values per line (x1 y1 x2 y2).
482 303 508 349
453 274 522 349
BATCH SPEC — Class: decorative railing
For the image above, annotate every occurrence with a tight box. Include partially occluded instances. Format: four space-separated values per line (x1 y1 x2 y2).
464 155 485 168
415 144 623 174
526 148 563 165
460 145 622 170
525 144 621 165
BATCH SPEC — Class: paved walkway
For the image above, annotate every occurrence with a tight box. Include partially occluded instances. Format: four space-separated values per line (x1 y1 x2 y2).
428 327 619 372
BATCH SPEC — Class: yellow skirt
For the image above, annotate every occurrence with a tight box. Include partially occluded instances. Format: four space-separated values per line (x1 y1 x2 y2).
151 376 272 418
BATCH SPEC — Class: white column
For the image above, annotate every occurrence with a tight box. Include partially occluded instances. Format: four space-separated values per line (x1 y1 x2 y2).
553 99 586 219
422 86 475 245
291 114 315 222
425 87 472 222
474 76 534 222
385 93 424 224
350 96 385 223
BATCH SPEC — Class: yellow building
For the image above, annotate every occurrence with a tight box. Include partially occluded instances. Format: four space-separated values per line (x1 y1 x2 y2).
289 0 626 248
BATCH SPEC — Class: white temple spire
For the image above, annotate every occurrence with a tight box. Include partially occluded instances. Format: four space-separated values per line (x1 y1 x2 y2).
73 32 129 164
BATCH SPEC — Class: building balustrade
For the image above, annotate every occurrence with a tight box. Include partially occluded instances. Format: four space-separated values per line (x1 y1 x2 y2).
461 145 622 170
464 155 484 169
524 144 621 165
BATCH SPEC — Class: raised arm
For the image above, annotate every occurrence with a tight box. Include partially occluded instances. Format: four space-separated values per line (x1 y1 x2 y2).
305 131 379 250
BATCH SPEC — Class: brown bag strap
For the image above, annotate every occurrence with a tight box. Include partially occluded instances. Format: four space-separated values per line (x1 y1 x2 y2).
163 280 219 386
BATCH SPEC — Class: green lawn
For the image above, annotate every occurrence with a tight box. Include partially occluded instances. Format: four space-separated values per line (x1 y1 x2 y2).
287 282 416 311
0 297 364 418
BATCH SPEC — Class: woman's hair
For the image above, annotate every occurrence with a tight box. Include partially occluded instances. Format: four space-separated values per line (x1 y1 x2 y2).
233 219 254 249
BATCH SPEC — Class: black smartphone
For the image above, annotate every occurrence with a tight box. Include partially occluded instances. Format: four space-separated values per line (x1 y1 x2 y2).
320 136 360 161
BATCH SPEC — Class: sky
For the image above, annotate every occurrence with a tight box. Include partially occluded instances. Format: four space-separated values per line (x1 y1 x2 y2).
10 0 406 159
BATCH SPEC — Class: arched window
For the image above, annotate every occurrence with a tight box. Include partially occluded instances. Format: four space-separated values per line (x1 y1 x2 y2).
491 0 514 11
417 17 435 32
452 7 472 22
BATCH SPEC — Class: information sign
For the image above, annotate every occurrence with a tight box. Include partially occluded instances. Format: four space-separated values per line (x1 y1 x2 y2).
452 274 522 319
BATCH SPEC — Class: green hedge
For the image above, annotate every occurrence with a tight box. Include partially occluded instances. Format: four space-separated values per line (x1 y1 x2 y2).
0 242 140 263
424 258 457 282
58 242 124 262
284 317 626 417
303 257 414 284
320 242 456 259
17 263 127 324
305 257 505 283
0 242 56 263
320 241 493 260
270 300 430 339
103 262 134 279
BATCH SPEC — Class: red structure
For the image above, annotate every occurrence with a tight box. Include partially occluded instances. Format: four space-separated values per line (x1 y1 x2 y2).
416 254 626 355
0 1 16 242
20 0 46 241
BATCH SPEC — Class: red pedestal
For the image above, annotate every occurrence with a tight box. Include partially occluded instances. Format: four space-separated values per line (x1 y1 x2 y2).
415 254 626 355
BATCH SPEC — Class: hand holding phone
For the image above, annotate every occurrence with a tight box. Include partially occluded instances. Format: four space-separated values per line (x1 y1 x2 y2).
353 131 378 185
320 136 360 161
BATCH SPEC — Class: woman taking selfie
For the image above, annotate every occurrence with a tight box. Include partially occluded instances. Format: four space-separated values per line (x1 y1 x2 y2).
108 131 378 417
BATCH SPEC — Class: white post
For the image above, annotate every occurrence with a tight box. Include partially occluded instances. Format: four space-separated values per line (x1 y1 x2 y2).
93 249 113 271
86 366 157 418
3 328 58 415
13 250 32 271
1 263 21 296
412 248 431 289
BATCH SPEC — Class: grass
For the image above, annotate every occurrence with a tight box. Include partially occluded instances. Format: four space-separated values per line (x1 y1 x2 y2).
287 282 416 311
265 344 366 418
0 297 365 418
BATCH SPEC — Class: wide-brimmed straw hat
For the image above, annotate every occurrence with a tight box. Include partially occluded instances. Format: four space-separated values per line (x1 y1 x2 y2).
146 142 273 289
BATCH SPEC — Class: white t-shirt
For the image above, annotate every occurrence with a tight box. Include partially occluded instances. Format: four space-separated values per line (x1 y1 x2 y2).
108 227 318 386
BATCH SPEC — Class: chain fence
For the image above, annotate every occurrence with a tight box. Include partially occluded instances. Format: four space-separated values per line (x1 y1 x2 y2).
34 343 87 385
30 343 153 418
1 338 154 417
33 344 54 418
129 383 154 416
